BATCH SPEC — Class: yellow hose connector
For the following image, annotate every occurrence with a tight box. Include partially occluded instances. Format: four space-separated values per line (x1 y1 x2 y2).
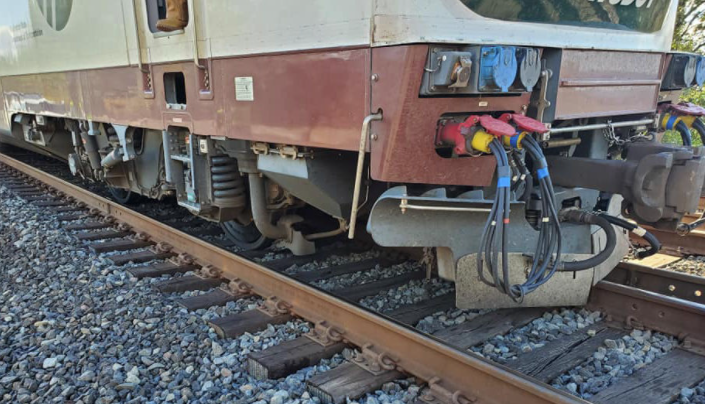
504 132 526 149
471 130 495 153
662 113 697 130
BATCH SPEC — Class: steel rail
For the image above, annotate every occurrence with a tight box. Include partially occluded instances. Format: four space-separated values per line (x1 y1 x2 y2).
588 280 705 354
633 226 705 256
0 153 582 404
608 262 705 305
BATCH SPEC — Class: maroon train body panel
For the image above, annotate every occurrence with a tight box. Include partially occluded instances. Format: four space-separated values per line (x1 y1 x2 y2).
369 45 528 186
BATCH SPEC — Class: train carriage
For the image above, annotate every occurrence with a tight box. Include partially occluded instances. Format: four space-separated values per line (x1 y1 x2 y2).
2 0 704 309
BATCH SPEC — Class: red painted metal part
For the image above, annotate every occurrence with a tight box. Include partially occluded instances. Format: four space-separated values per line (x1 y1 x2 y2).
500 113 549 134
673 102 705 117
437 122 469 155
476 115 516 137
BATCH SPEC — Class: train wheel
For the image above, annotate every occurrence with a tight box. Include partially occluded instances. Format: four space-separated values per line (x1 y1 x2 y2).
108 187 140 205
221 220 272 251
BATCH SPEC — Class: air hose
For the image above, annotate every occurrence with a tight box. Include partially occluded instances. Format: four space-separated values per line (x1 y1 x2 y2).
597 213 661 259
559 210 616 271
676 120 693 147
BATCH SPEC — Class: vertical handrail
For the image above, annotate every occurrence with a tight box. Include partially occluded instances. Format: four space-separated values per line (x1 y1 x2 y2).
131 0 148 73
348 111 383 239
188 0 207 71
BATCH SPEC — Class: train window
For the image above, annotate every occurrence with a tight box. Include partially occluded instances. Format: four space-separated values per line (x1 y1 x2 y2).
145 0 188 35
145 0 167 33
460 0 670 34
164 72 187 106
36 0 73 31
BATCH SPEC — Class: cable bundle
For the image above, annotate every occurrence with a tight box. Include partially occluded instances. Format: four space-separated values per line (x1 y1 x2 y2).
476 138 513 298
514 135 563 299
476 135 563 303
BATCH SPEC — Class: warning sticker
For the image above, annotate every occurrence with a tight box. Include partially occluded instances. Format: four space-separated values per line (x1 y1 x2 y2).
235 77 254 101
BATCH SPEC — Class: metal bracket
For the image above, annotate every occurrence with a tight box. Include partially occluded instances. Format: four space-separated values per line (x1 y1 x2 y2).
132 232 150 242
172 253 195 266
351 343 400 376
116 223 132 232
227 278 253 295
257 296 292 317
199 265 222 279
534 61 553 124
151 242 173 254
113 125 137 162
418 377 477 404
304 321 345 347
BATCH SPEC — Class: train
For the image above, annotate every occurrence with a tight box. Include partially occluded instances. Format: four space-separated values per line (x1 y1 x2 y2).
2 0 705 309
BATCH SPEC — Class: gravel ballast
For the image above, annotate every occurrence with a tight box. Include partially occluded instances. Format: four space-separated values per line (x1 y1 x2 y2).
0 184 421 403
666 256 705 277
675 379 705 404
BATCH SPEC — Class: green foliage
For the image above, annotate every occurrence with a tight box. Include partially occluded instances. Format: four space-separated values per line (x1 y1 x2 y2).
673 1 705 109
663 1 705 147
673 0 705 52
662 129 704 146
682 87 705 106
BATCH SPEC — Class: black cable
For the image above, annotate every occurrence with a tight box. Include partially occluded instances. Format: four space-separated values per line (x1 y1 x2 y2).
676 120 693 147
693 119 705 145
559 210 616 271
476 134 564 303
476 133 623 300
598 213 661 259
477 139 509 292
516 136 562 296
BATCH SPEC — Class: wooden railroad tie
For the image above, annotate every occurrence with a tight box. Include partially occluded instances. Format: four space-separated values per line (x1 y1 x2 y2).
507 323 624 383
65 221 114 231
292 257 401 284
177 288 243 311
56 214 86 222
590 349 705 404
385 293 456 325
53 206 85 213
109 249 176 266
335 271 425 302
248 336 347 380
209 309 292 339
306 362 402 404
154 275 224 294
34 200 71 207
127 261 199 279
432 307 546 351
75 229 131 241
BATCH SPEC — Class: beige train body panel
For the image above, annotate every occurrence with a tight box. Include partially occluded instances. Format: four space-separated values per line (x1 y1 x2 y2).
374 0 678 53
1 0 678 79
0 0 374 77
0 1 133 76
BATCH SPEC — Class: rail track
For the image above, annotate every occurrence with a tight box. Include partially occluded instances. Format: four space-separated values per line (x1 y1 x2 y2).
2 150 705 404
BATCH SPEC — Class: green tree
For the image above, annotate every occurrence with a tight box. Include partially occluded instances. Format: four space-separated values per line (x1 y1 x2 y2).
662 1 704 144
673 0 705 52
675 0 705 107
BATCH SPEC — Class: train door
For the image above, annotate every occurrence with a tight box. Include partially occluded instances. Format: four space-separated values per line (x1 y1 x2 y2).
133 0 212 98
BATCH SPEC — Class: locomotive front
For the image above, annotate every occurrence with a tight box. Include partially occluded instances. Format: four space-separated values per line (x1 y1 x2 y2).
364 0 705 308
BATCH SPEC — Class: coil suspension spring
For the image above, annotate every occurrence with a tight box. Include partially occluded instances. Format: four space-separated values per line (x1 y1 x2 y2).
210 156 246 207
